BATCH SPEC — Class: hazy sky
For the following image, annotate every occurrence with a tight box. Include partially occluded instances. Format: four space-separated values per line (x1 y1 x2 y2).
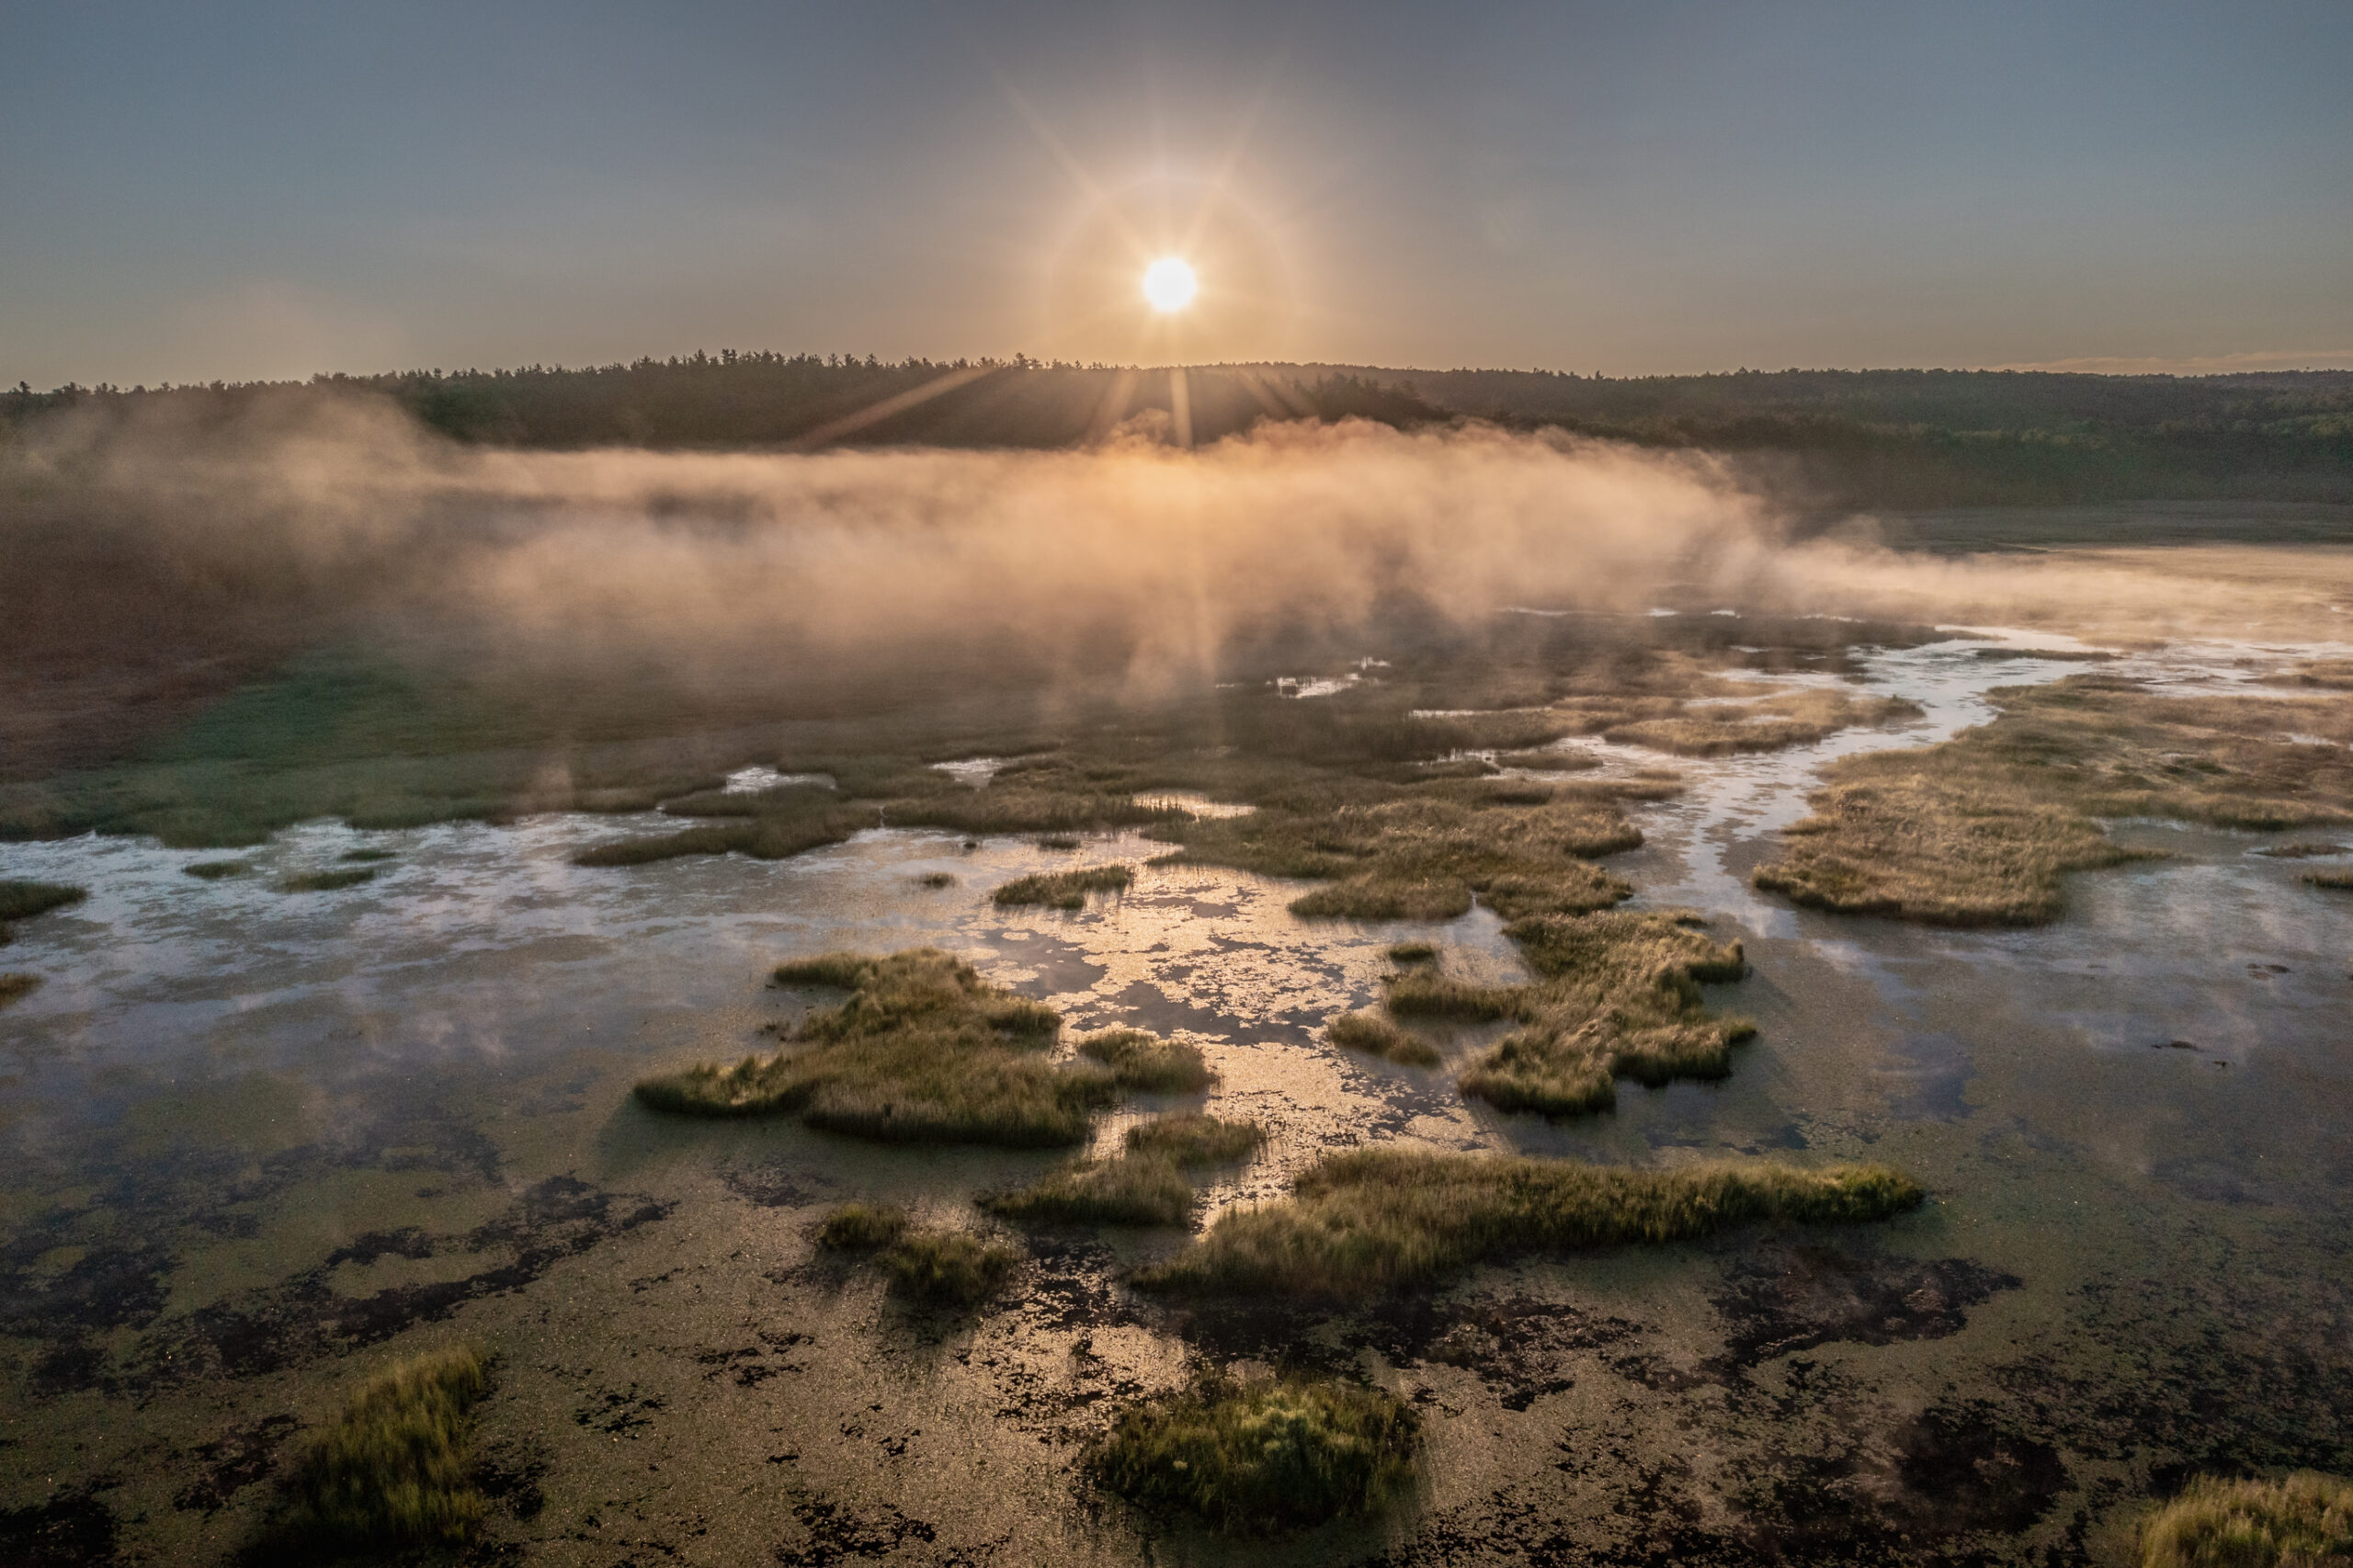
6 1 2348 387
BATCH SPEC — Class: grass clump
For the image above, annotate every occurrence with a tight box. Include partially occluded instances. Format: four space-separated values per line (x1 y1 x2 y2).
1137 1148 1924 1297
277 1347 490 1551
915 870 958 888
1086 1369 1419 1533
1448 912 1753 1116
2139 1471 2353 1567
881 1228 1020 1305
183 859 248 880
1385 940 1438 964
635 949 1111 1145
2256 842 2348 858
815 1201 908 1250
1326 1011 1442 1068
278 866 380 892
1756 677 2353 926
0 973 40 1007
983 1153 1197 1227
1126 1113 1266 1165
2302 869 2353 890
1034 833 1082 849
1076 1028 1213 1092
1494 747 1600 772
339 846 398 863
993 863 1134 908
1605 689 1922 756
0 881 85 944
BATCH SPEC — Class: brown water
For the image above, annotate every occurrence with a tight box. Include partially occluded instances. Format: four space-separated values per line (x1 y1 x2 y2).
3 627 2350 1565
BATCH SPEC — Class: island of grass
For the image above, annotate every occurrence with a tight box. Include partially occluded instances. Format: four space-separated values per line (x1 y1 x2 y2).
814 1201 909 1250
1088 1369 1419 1534
273 1347 490 1551
1074 1028 1213 1092
983 1114 1265 1227
993 863 1133 908
1137 1147 1922 1297
182 859 248 880
278 866 380 892
1327 1010 1442 1067
2138 1471 2353 1567
880 1228 1020 1305
1755 676 2353 926
0 880 85 944
634 949 1124 1145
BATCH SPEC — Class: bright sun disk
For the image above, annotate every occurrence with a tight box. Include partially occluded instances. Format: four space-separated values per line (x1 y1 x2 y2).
1142 256 1197 312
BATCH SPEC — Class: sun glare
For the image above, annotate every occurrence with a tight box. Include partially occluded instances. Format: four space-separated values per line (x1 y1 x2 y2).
1142 256 1198 312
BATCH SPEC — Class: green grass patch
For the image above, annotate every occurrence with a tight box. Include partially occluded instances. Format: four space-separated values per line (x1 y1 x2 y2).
983 1153 1197 1227
1137 1147 1922 1297
1326 1011 1442 1068
278 867 379 892
2139 1471 2353 1567
881 1228 1020 1304
1076 1028 1213 1092
993 863 1134 908
277 1346 490 1551
634 949 1111 1145
1086 1369 1419 1533
1125 1113 1265 1165
1756 677 2353 926
183 859 248 880
814 1201 909 1250
0 973 40 1007
0 880 85 923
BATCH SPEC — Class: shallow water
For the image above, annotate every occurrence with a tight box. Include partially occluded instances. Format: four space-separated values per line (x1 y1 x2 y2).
4 627 2351 1564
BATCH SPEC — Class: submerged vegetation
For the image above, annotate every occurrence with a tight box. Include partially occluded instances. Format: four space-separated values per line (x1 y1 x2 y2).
993 863 1134 908
1139 1148 1923 1297
1087 1369 1421 1534
1756 677 2353 925
182 859 248 880
276 1347 490 1551
2138 1471 2353 1568
633 949 1110 1144
0 973 40 1007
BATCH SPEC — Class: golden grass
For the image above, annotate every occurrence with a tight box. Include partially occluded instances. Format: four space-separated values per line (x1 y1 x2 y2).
2139 1471 2353 1567
983 1153 1197 1227
1755 677 2353 926
1136 1148 1923 1297
2301 869 2353 890
278 1347 490 1550
634 949 1114 1145
1124 1113 1265 1165
1086 1369 1419 1533
1605 688 1923 756
881 1228 1020 1304
814 1201 908 1250
1075 1028 1214 1092
1326 1010 1442 1068
993 863 1134 908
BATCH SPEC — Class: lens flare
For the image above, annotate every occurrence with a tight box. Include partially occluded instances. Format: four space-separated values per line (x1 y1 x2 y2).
1142 256 1198 312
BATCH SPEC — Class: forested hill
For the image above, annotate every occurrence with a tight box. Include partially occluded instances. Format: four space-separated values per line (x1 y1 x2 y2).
6 354 2349 506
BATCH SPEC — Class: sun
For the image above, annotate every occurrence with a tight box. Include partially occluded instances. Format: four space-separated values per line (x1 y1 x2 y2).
1142 256 1198 312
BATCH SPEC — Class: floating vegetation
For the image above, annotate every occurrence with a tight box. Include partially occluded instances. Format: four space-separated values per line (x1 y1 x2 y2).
881 1229 1020 1305
1124 1113 1265 1165
182 859 248 880
1756 677 2353 925
1326 1010 1442 1068
339 846 398 863
1604 689 1923 756
1086 1369 1420 1534
2138 1471 2353 1567
1449 912 1754 1116
634 949 1113 1145
1138 1148 1922 1297
1075 1028 1213 1092
993 863 1134 908
275 1347 490 1551
0 880 85 944
278 867 380 892
814 1202 909 1250
0 973 40 1007
983 1152 1197 1227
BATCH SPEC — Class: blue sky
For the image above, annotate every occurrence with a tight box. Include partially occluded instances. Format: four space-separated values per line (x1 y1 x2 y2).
5 1 2347 385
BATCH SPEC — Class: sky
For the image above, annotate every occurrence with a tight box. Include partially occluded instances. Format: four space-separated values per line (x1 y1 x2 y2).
4 1 2349 388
